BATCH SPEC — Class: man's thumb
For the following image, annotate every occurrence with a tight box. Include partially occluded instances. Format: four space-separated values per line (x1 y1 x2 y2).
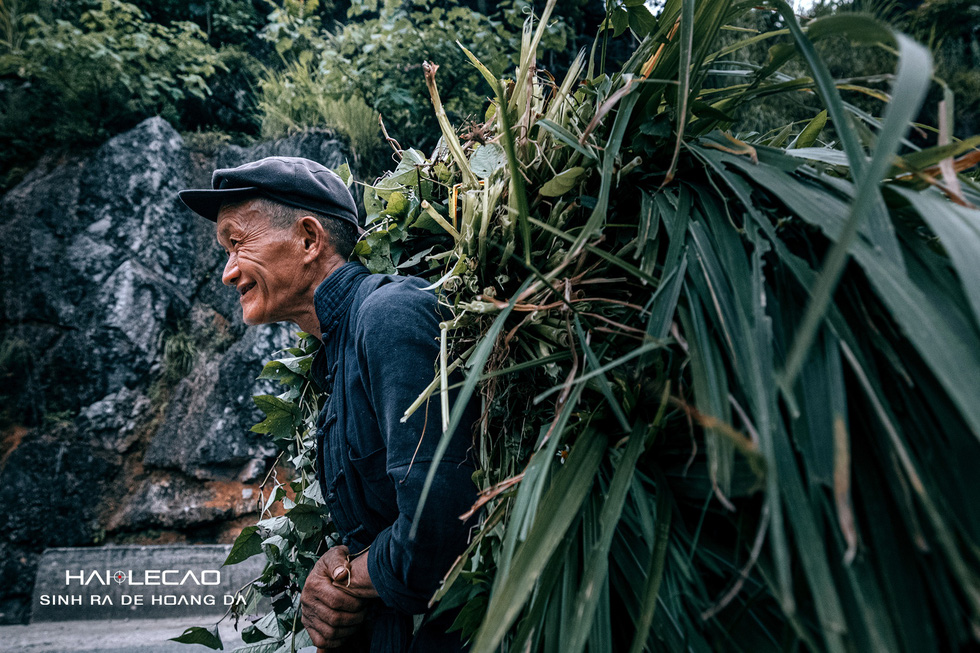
321 546 350 581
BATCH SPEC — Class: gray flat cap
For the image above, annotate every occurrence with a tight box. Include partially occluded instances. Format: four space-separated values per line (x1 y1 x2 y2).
178 156 358 226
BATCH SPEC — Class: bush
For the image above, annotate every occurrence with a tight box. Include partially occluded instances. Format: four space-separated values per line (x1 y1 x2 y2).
0 0 224 188
256 59 382 163
254 0 573 171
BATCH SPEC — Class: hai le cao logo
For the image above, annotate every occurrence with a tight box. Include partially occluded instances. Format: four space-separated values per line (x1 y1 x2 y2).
65 569 222 586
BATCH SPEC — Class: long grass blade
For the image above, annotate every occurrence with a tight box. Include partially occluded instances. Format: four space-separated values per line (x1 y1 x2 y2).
779 30 932 392
663 0 695 185
471 429 607 653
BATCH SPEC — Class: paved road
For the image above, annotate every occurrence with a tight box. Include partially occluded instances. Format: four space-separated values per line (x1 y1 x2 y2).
0 617 317 652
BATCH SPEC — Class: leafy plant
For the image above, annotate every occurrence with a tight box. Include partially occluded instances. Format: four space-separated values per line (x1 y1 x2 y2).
256 58 381 162
0 0 224 188
173 331 335 652
161 328 198 385
195 0 980 651
254 0 575 168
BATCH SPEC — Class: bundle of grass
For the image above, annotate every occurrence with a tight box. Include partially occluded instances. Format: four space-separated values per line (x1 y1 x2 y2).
181 1 980 651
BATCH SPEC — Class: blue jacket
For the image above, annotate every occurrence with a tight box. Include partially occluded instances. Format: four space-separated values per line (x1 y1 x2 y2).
311 261 478 651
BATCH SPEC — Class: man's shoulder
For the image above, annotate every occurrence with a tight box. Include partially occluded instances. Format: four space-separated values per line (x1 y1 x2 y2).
352 273 441 333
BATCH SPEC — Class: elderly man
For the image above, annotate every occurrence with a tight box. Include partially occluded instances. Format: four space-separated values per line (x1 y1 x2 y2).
179 156 477 652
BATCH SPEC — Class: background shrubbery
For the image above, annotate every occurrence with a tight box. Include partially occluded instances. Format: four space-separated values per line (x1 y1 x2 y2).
0 0 622 190
0 0 225 186
4 0 980 192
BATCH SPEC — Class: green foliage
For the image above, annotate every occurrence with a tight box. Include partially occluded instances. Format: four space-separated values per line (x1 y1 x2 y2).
128 0 265 46
256 59 381 161
254 0 573 166
41 409 75 428
190 332 334 653
169 625 223 650
161 331 196 385
0 0 224 188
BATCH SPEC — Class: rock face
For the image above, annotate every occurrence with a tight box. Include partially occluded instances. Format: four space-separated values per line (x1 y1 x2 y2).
143 324 291 480
0 424 119 624
0 120 354 624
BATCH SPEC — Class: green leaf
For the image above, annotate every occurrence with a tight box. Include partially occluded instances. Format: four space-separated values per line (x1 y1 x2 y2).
568 92 640 255
791 109 827 149
250 395 298 439
457 41 499 92
274 355 312 376
256 360 302 387
285 503 325 535
778 22 932 393
252 610 285 640
775 6 906 264
469 143 507 179
663 0 695 185
892 188 980 328
627 472 672 653
896 134 980 172
225 526 263 566
563 416 658 653
471 429 606 653
333 162 353 187
493 76 533 264
627 5 657 38
540 167 585 197
535 118 598 160
169 626 223 650
230 640 279 653
611 7 629 38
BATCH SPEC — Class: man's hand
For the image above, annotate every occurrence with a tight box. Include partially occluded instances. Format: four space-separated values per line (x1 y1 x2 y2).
301 546 369 651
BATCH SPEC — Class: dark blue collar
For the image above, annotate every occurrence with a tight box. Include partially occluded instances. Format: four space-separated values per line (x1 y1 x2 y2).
314 261 370 342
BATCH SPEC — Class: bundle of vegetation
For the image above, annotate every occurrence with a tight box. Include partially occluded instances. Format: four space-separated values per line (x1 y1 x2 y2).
177 0 980 651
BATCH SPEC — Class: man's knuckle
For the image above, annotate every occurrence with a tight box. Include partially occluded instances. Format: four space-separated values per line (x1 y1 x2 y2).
323 588 343 608
307 628 327 647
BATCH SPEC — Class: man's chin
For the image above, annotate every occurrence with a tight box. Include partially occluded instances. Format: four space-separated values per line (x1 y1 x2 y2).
241 311 265 326
242 311 283 327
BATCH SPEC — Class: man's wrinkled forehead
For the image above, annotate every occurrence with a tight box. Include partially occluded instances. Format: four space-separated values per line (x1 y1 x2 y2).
216 218 233 242
214 202 252 245
216 198 263 235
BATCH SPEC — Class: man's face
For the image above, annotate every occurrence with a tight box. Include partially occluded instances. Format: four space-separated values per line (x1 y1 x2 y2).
216 200 307 326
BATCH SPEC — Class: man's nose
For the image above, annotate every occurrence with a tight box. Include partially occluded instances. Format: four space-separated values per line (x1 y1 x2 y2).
222 255 239 286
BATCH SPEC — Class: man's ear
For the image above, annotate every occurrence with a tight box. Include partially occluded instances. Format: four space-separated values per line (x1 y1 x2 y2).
297 216 328 260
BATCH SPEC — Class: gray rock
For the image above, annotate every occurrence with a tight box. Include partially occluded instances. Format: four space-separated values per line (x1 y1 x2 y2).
97 260 189 363
236 458 267 484
106 475 256 532
80 387 151 454
76 117 195 292
0 118 195 415
143 324 293 480
0 425 120 624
